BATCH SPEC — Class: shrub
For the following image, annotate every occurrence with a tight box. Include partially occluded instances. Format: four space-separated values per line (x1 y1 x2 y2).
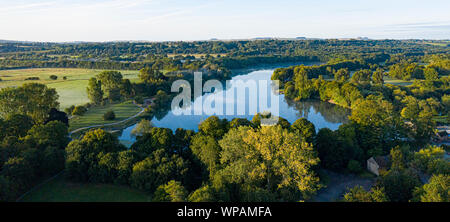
72 105 87 116
63 76 67 80
347 160 363 173
134 95 144 104
65 105 75 115
49 75 58 80
24 77 40 80
103 110 116 120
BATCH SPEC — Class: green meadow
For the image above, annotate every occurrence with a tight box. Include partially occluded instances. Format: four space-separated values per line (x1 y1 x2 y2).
0 68 140 109
69 100 142 132
20 175 151 202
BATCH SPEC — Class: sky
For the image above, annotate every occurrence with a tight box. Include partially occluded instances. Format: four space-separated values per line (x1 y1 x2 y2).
0 0 449 42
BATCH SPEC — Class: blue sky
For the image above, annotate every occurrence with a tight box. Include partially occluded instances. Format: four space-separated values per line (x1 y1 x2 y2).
1 0 449 42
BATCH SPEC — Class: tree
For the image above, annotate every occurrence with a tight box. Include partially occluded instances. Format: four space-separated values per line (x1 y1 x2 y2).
65 129 126 182
413 174 449 202
390 146 406 170
347 160 363 173
334 68 350 82
130 127 174 156
131 119 153 137
379 169 421 202
294 67 314 100
71 105 87 116
350 96 401 154
351 69 372 84
87 77 103 105
291 118 316 143
424 67 439 81
218 125 320 201
229 118 253 128
115 150 139 185
0 83 59 123
130 149 188 193
4 114 33 138
188 185 216 202
316 128 348 170
44 108 68 126
372 68 384 84
24 120 69 149
120 79 134 98
103 110 116 120
343 186 389 202
1 157 35 197
41 146 65 175
198 116 229 139
190 134 221 177
153 180 188 202
96 71 123 100
139 67 164 83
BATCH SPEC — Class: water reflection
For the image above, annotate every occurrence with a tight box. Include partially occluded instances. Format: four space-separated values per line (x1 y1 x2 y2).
118 64 349 145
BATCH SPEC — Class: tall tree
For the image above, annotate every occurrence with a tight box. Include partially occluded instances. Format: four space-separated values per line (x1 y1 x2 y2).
87 77 103 105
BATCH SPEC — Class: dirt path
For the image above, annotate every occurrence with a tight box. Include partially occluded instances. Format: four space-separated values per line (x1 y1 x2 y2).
312 170 376 202
69 102 145 136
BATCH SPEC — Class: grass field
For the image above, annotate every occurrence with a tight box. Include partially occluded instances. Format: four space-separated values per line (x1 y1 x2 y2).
384 76 414 86
21 175 150 202
69 100 142 132
0 68 140 108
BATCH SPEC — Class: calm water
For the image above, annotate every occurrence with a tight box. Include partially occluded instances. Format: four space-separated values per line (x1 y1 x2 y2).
118 64 350 145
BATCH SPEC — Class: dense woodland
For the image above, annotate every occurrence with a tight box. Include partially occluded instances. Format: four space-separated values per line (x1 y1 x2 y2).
0 39 449 202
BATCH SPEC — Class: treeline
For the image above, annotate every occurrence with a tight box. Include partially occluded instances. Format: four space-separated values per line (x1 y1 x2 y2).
0 84 68 201
64 115 321 202
1 39 448 73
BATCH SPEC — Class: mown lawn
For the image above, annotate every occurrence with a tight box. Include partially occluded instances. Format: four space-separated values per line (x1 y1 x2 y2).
21 175 151 202
0 68 140 108
69 100 142 132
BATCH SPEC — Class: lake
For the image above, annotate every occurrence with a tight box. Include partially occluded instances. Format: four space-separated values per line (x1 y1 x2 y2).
118 63 350 146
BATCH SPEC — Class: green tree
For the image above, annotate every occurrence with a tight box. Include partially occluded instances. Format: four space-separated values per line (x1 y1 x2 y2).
4 114 33 138
291 118 316 143
71 105 87 116
198 116 229 139
130 127 174 156
130 149 188 193
0 83 59 123
334 68 350 82
379 169 421 202
424 66 439 81
24 120 69 149
372 68 384 84
153 180 188 202
190 134 221 177
188 185 216 202
351 69 372 85
103 110 116 120
218 125 320 201
65 129 126 182
413 174 449 202
343 186 389 202
96 71 123 100
87 77 103 105
131 119 153 137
